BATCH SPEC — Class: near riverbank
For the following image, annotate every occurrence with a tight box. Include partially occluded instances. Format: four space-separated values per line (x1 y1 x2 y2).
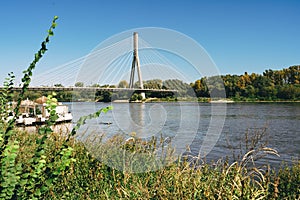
4 129 300 199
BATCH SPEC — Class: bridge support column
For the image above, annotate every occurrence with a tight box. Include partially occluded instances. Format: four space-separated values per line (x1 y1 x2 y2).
129 32 145 100
140 92 145 99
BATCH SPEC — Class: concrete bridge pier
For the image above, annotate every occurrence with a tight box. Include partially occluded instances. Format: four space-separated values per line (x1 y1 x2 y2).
129 32 145 100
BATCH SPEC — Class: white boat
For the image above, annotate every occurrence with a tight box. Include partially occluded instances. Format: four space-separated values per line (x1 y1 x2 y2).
15 97 72 126
210 99 234 103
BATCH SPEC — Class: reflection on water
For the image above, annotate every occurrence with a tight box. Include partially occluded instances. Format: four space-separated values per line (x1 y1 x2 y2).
18 123 73 134
69 102 300 167
112 103 169 138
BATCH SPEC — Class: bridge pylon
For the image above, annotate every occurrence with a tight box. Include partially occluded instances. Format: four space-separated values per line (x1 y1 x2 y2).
129 32 145 99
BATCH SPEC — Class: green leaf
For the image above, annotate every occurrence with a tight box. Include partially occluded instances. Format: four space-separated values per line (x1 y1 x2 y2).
41 41 47 50
51 22 57 29
48 29 54 36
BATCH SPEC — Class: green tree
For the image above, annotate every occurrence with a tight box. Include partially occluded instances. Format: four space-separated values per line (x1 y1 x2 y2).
90 83 100 87
118 80 129 88
277 85 296 99
75 82 84 87
164 79 193 97
144 79 163 89
252 75 274 98
130 93 142 101
54 83 64 87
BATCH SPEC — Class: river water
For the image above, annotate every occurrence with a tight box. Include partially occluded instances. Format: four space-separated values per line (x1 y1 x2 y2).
67 102 300 167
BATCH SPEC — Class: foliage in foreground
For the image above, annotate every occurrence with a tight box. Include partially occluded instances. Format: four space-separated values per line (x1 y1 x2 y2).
3 130 298 200
0 16 112 199
0 16 68 200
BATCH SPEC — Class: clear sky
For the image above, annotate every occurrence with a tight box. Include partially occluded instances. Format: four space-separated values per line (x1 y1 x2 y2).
0 0 299 84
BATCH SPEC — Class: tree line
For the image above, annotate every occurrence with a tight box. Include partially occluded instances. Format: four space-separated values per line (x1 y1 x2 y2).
20 65 300 102
191 65 300 101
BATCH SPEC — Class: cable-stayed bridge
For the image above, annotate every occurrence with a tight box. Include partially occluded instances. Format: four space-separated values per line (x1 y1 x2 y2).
1 32 200 95
3 86 177 93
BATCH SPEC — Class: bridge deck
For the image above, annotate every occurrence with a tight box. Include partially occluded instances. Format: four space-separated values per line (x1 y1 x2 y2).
0 86 177 93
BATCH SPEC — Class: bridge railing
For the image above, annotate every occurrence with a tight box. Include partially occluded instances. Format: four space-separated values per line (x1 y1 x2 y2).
0 86 178 93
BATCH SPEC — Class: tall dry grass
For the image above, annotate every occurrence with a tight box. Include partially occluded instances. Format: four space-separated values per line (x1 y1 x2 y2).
20 130 297 200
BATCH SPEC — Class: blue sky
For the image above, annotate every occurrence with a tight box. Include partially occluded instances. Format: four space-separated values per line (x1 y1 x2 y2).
0 0 299 84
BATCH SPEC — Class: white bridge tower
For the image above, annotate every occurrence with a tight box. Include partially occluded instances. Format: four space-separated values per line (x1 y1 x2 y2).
129 32 145 99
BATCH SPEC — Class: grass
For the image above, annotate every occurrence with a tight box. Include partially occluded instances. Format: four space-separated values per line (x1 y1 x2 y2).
7 128 300 199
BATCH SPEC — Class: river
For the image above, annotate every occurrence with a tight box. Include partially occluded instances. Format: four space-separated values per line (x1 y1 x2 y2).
66 101 300 167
